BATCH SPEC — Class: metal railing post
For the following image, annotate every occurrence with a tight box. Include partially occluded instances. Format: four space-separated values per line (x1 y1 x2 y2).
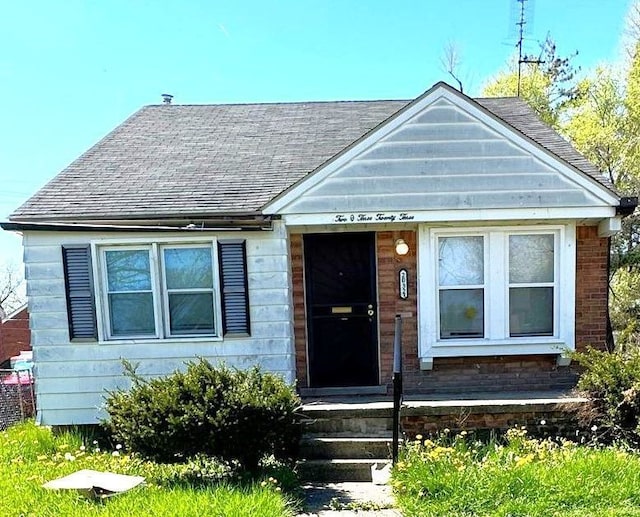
392 314 403 464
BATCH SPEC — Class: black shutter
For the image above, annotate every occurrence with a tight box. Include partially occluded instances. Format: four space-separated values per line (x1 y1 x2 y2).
218 240 250 335
62 245 97 340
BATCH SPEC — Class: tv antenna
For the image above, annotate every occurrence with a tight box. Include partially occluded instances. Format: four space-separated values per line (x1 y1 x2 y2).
514 0 544 96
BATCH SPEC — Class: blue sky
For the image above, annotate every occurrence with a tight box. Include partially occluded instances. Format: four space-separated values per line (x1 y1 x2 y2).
0 0 633 267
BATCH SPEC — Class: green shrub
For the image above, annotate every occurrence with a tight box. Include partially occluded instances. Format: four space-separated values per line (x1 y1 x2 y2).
573 347 640 445
103 360 301 469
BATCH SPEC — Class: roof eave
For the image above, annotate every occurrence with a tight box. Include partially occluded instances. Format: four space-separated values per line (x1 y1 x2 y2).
1 214 275 233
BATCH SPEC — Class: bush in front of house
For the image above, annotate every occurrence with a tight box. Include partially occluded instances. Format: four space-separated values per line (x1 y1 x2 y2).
572 347 640 445
103 359 301 470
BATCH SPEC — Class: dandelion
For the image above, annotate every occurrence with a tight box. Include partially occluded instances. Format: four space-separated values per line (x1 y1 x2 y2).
92 440 98 445
460 430 468 437
116 444 123 450
591 425 598 432
415 434 423 441
64 452 75 461
540 420 546 426
112 451 120 457
275 487 282 492
443 428 450 434
79 445 85 451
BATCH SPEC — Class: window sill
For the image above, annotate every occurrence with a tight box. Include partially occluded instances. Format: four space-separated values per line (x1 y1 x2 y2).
420 339 572 370
98 335 223 345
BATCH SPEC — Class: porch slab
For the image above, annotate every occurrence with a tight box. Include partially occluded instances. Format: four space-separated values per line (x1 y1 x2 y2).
300 390 587 438
301 390 585 410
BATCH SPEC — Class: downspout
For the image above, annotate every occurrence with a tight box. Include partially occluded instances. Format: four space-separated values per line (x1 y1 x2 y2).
606 236 614 352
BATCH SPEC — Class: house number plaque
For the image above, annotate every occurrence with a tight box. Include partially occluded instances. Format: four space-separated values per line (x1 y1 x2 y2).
399 269 408 300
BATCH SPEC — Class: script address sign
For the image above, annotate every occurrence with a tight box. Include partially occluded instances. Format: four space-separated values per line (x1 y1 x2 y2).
334 212 416 223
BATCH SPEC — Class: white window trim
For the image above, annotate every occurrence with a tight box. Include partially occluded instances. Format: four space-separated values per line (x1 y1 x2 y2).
417 223 576 368
91 237 224 343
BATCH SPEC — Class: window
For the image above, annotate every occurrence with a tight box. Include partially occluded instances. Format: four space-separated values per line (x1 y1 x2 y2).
105 248 156 337
162 246 216 336
508 234 554 337
63 239 250 341
100 244 219 340
419 224 574 363
438 236 484 339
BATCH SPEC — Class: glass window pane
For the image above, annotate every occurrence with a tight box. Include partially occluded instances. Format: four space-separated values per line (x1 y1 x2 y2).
439 236 484 286
509 287 553 336
509 234 554 284
439 289 484 339
106 250 151 291
164 248 213 289
169 293 215 334
109 293 155 336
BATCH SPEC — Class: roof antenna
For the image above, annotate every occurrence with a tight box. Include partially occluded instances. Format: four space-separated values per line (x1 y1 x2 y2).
161 93 173 105
513 0 544 96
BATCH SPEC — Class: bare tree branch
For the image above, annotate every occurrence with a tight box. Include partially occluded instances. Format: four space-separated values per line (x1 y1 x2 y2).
441 40 464 93
0 262 25 317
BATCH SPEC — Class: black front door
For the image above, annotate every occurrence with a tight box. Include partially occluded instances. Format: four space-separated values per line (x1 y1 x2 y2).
304 232 378 387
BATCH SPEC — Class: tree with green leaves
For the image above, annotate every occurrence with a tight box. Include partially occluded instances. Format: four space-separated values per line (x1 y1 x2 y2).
483 17 640 348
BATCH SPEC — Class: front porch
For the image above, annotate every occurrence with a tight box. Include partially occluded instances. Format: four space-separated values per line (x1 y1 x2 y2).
290 228 603 398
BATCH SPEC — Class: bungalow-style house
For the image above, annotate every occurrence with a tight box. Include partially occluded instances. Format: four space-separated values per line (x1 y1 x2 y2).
3 82 636 426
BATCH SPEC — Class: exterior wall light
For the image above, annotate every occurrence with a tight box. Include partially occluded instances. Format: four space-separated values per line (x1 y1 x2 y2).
395 238 409 256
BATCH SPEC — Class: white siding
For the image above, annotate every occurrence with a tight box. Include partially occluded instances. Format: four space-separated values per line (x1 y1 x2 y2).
279 98 608 215
23 222 295 425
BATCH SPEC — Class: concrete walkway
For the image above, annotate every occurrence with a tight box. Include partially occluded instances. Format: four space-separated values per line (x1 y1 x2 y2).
296 482 401 516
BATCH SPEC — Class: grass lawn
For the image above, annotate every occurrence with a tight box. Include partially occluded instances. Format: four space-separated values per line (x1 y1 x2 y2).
392 427 640 517
0 421 296 517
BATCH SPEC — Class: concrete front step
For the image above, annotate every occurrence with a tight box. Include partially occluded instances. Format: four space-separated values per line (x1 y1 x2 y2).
300 437 394 460
297 458 391 482
301 401 394 436
302 416 394 437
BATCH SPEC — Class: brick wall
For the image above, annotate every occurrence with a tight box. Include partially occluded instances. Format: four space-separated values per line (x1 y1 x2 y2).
0 307 31 367
376 231 419 391
575 225 609 351
400 404 581 439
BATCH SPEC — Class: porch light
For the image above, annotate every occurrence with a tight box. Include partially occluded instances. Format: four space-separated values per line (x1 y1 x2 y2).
395 239 409 256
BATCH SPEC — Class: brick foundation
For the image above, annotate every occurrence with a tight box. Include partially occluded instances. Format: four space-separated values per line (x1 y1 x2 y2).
400 403 581 439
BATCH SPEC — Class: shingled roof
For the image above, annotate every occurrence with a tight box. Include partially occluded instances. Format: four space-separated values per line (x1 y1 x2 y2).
10 87 617 223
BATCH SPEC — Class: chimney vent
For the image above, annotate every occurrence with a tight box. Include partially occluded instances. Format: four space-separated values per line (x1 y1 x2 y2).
161 94 173 105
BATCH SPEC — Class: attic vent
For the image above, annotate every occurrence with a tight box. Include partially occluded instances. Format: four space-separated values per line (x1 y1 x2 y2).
161 93 173 104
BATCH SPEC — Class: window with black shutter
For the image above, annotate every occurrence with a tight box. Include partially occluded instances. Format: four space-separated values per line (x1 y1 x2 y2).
62 245 98 340
218 240 250 335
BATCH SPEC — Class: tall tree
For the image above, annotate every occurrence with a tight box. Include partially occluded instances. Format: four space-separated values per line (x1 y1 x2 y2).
483 17 640 348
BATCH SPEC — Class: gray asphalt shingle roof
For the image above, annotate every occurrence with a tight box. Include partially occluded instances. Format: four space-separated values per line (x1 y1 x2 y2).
10 88 616 222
